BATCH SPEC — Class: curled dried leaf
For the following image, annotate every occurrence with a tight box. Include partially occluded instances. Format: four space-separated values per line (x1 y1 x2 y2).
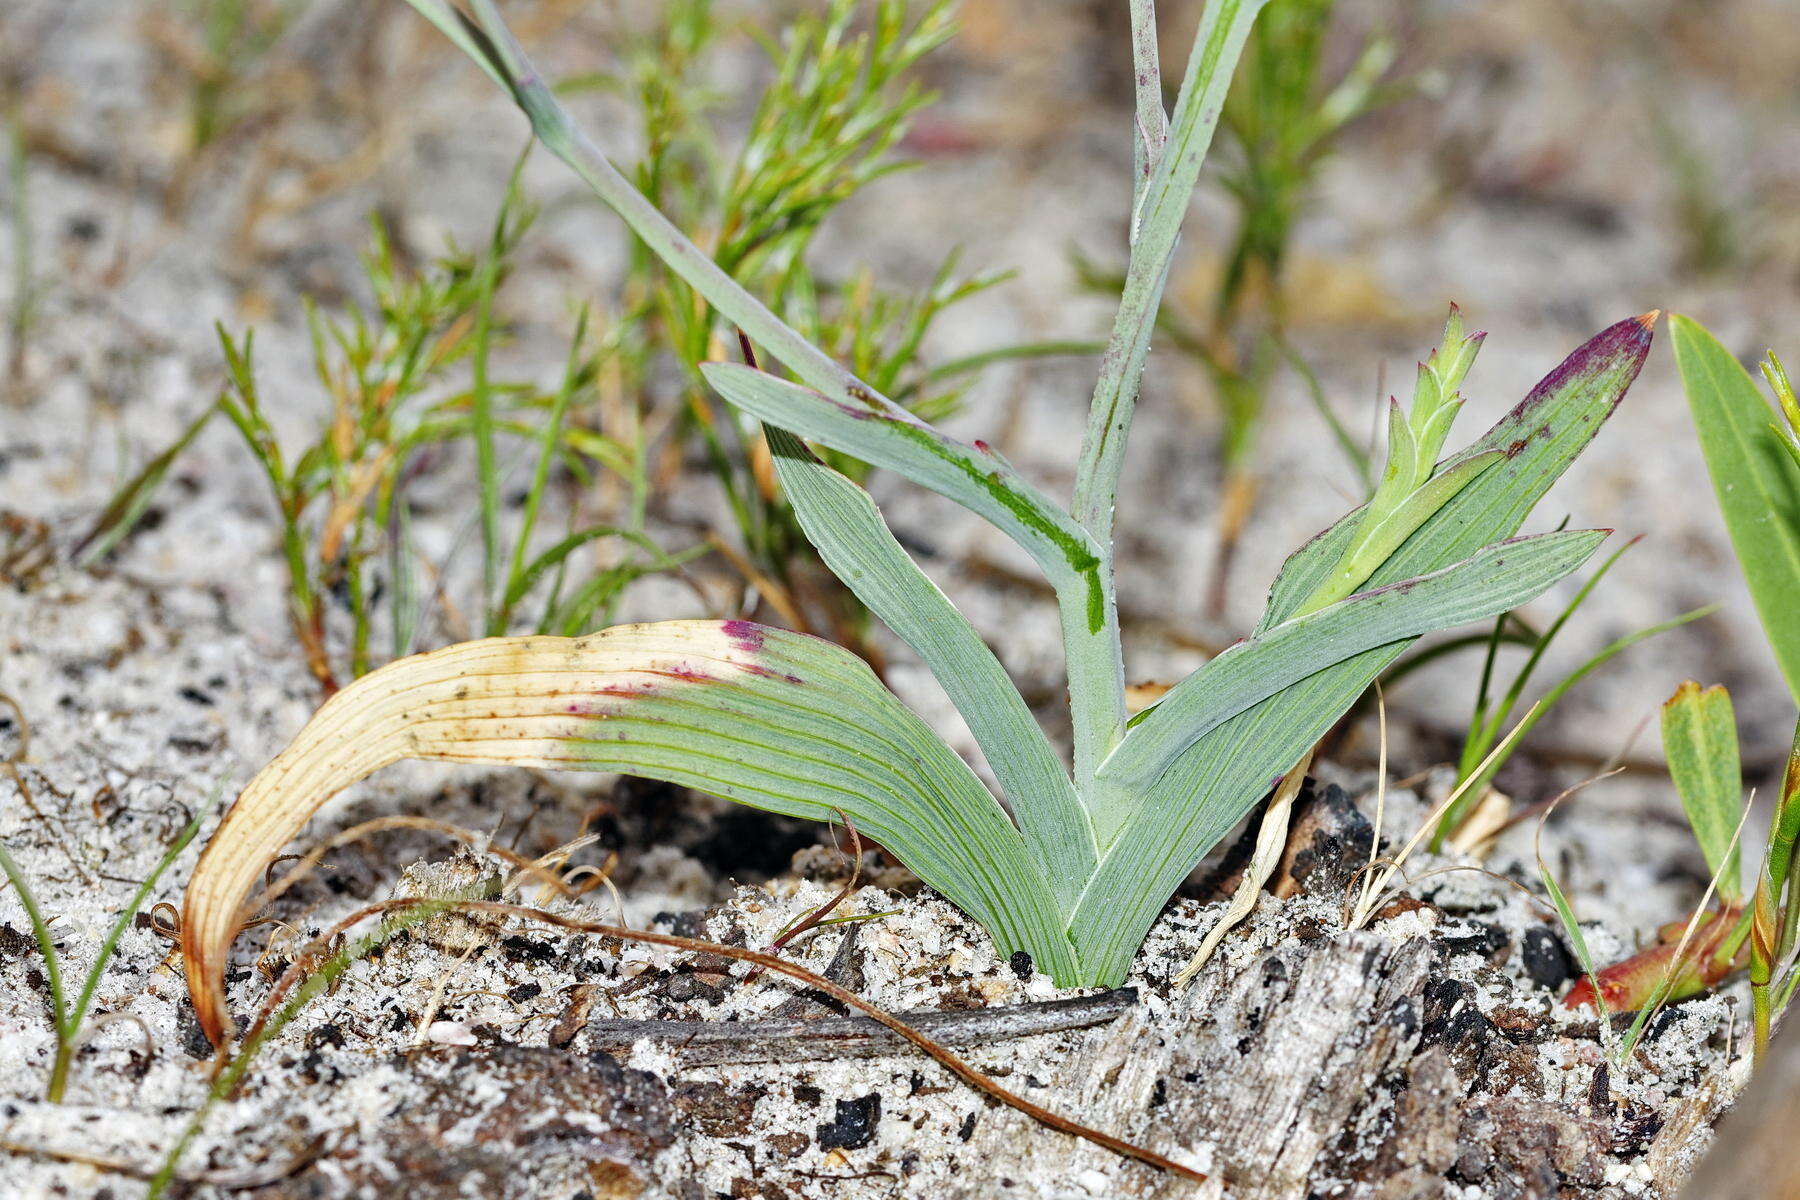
179 619 1069 1045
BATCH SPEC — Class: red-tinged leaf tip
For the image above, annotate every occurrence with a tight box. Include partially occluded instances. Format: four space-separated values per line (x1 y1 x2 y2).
1637 310 1662 330
1504 315 1656 428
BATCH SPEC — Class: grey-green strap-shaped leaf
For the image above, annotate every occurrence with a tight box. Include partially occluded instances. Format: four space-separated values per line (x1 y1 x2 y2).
702 364 1106 629
1099 529 1607 795
1661 681 1744 900
703 369 1126 781
1070 660 1363 980
1068 316 1655 983
764 428 1095 899
1671 315 1800 708
1258 315 1657 635
179 622 1080 1042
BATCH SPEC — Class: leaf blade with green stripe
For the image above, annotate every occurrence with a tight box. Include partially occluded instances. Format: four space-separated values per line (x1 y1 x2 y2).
1661 681 1744 899
1671 314 1800 707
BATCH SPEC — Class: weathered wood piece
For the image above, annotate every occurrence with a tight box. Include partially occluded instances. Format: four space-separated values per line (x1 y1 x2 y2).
1677 1024 1797 1200
585 987 1140 1066
949 934 1434 1199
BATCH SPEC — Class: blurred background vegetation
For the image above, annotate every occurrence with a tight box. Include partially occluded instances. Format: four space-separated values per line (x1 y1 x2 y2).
4 0 1799 782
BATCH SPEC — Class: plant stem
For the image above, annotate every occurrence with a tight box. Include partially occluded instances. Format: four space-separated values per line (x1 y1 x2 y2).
1071 0 1268 548
472 248 502 634
1127 0 1167 229
45 1043 71 1104
1756 713 1800 1061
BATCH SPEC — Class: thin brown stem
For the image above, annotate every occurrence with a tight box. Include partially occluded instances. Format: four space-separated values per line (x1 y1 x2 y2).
245 896 1211 1186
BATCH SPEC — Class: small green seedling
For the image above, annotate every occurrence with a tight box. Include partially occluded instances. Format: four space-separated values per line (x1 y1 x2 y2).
1560 682 1776 1057
176 0 1656 1045
1559 681 1749 1018
0 773 215 1102
210 182 693 691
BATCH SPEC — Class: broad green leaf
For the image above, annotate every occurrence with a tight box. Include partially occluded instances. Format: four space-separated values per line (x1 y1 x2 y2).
1661 681 1744 899
179 622 1076 1041
1293 450 1503 617
1071 316 1655 982
765 428 1094 896
706 364 1126 791
1258 315 1657 635
1670 315 1800 707
702 363 1106 629
1100 529 1606 794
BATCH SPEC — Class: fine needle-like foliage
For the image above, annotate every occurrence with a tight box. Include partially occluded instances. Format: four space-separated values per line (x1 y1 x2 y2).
176 0 1657 1045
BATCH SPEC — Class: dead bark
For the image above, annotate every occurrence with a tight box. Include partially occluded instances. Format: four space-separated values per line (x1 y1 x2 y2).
584 987 1139 1066
949 933 1433 1199
1677 1023 1796 1200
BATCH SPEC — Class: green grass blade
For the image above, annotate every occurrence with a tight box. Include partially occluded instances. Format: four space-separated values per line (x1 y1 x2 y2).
0 840 66 1034
1661 682 1744 900
898 339 1107 400
497 306 588 633
1671 314 1800 707
1541 866 1610 1032
1101 529 1607 795
503 526 654 614
471 223 504 633
1277 333 1373 491
67 788 218 1045
74 402 218 565
1438 603 1717 842
390 494 422 660
766 428 1094 899
1455 534 1642 780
